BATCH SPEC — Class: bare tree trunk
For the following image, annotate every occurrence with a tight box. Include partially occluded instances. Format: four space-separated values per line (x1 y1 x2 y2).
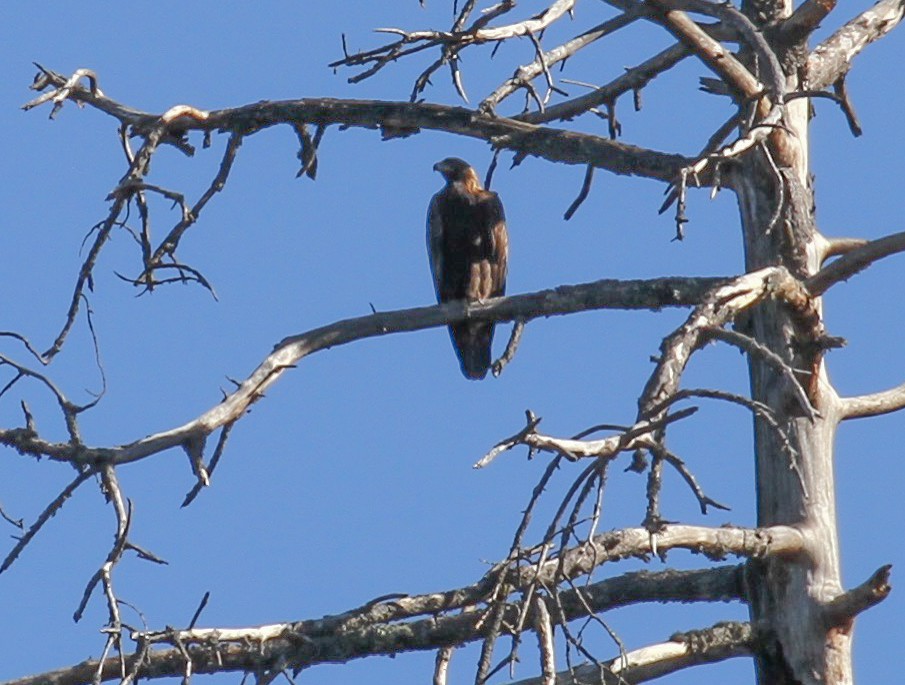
734 11 851 673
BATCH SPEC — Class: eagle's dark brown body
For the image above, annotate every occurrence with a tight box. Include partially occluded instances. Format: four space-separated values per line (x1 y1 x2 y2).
427 158 509 379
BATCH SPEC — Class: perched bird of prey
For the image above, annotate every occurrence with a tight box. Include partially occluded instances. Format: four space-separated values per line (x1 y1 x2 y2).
427 157 509 379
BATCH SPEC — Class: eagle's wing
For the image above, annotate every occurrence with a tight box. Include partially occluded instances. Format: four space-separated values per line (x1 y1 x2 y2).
484 191 508 299
469 190 508 301
426 193 444 302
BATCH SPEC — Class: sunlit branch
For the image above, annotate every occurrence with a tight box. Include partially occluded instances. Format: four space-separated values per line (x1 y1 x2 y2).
817 235 870 263
805 230 905 295
513 524 803 593
509 621 755 685
823 565 892 626
839 382 905 421
0 275 728 470
345 0 576 57
808 0 905 90
6 565 745 685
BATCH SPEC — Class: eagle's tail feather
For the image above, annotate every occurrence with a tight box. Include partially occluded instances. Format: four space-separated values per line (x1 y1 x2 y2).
451 322 493 380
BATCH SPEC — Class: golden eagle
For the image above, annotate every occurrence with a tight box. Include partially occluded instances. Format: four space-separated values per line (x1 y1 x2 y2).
427 158 509 379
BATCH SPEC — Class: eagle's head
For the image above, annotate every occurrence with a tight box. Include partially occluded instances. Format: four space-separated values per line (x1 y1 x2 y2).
433 157 480 187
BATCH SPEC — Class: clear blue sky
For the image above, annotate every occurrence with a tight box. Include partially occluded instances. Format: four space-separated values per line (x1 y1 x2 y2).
1 2 903 684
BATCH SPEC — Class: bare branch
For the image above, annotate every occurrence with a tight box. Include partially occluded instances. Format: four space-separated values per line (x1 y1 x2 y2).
703 327 817 420
434 646 454 685
480 11 641 113
2 275 727 469
333 0 574 92
518 42 691 125
509 620 755 685
24 66 103 119
533 595 556 685
7 563 744 685
783 88 861 137
73 465 131 623
147 132 244 267
181 421 236 507
0 351 95 444
818 235 870 262
778 0 838 44
0 501 23 529
645 442 730 514
806 230 905 295
352 0 575 55
563 165 595 221
25 72 693 184
839 382 905 421
638 267 811 424
652 388 806 497
644 0 766 102
39 120 167 360
808 0 905 90
498 407 696 464
293 122 324 179
517 524 803 590
456 0 576 42
0 331 48 366
0 468 94 575
823 565 892 626
831 76 863 137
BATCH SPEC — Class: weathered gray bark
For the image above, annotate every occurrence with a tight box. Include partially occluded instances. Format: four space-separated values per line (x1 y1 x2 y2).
735 2 851 680
734 167 843 684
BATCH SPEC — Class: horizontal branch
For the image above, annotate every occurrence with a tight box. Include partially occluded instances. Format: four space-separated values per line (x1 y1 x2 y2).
6 563 746 685
805 229 905 296
839 381 905 421
0 275 727 469
520 524 804 589
810 228 905 420
807 0 905 90
26 68 693 183
139 565 744 649
509 620 755 685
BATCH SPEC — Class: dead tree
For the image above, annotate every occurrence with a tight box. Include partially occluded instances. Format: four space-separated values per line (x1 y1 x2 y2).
3 2 905 684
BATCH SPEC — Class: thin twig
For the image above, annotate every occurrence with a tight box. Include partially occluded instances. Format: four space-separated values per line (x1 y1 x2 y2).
563 165 595 220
